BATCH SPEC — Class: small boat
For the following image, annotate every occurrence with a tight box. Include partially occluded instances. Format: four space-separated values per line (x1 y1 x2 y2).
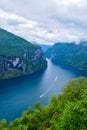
40 94 44 98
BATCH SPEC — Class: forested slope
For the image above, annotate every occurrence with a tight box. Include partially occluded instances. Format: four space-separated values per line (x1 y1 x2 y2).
46 42 87 74
0 77 87 130
0 28 47 79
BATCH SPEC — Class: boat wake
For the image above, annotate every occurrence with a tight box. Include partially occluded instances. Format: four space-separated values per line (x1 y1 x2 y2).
40 88 50 98
40 76 58 98
55 76 57 81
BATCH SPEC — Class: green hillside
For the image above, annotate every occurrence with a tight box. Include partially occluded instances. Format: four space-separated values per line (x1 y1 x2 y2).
0 28 39 57
46 42 87 74
0 77 87 130
0 28 47 79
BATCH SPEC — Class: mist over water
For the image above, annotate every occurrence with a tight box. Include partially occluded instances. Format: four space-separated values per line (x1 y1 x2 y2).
0 59 79 123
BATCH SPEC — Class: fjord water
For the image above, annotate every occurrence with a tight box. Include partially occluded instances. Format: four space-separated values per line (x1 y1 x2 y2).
0 59 79 123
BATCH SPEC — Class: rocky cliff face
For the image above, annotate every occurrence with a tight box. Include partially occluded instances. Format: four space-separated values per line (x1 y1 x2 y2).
0 28 47 79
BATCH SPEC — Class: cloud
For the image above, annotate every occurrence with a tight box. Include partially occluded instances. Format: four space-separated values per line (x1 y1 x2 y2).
0 0 87 44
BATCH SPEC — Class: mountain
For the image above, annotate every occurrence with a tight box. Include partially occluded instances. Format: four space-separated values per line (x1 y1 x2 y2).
45 42 87 74
40 45 52 52
0 28 47 79
32 41 52 52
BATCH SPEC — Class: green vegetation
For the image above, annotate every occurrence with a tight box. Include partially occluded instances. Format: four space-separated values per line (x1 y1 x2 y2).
2 69 22 79
45 42 87 73
0 28 47 79
0 28 39 57
0 77 87 130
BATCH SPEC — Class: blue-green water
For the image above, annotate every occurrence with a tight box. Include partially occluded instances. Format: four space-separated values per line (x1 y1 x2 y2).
0 59 79 123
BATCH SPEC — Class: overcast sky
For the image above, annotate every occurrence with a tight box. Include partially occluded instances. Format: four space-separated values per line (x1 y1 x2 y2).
0 0 87 44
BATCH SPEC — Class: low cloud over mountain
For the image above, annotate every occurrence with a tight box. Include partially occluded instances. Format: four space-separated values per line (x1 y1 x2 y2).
0 0 87 44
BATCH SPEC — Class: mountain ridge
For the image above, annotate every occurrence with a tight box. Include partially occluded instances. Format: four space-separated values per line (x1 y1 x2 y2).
0 28 47 79
45 42 87 74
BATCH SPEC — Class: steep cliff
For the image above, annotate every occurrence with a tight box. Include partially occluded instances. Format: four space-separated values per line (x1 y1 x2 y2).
46 42 87 74
0 28 47 79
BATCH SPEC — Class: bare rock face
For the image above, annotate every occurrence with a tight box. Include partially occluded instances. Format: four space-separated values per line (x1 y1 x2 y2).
0 28 47 79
